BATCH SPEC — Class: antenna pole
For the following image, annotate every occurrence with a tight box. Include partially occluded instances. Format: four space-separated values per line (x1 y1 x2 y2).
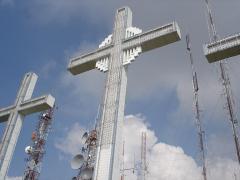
203 0 240 164
121 141 125 180
140 132 147 180
186 34 207 180
23 108 55 180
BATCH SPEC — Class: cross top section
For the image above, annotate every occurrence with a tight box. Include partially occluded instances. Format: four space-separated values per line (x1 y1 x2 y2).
68 6 181 75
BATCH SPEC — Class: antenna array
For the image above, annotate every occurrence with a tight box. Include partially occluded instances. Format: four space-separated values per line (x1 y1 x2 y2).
23 108 55 180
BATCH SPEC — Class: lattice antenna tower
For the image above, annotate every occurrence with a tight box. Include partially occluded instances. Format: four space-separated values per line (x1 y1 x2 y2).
120 141 136 180
186 34 208 180
139 132 147 180
121 141 125 180
71 108 101 180
71 129 97 180
23 108 55 180
203 0 240 163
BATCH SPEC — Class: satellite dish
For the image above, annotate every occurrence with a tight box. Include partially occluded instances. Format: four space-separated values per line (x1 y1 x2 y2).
82 132 88 144
25 146 33 154
80 167 93 179
71 154 84 170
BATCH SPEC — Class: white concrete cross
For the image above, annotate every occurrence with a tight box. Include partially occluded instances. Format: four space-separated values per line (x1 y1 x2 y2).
68 7 181 180
0 72 55 179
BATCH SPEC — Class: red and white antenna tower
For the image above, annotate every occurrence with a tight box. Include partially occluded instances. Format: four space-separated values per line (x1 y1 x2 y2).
203 0 240 164
71 129 97 180
186 34 208 180
70 108 101 180
23 108 55 180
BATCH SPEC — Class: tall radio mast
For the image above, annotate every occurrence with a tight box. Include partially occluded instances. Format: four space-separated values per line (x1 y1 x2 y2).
203 0 240 164
23 108 55 180
186 34 207 180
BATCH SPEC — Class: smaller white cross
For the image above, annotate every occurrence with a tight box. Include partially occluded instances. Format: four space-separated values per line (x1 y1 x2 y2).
0 72 55 179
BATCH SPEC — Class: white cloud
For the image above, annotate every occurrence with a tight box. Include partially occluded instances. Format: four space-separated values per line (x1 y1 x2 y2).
55 114 240 179
123 115 201 180
39 60 57 78
55 122 86 156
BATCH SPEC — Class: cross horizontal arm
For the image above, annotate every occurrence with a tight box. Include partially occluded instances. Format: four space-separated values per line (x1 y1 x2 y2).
204 33 240 63
123 22 181 52
0 95 55 123
68 45 112 75
0 106 15 123
19 95 55 115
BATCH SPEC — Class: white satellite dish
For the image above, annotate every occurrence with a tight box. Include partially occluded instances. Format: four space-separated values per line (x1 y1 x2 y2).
71 154 84 170
82 132 88 144
80 167 93 179
25 146 33 154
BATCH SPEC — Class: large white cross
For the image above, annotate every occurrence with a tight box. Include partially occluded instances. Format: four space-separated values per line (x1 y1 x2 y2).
0 72 55 179
68 7 181 180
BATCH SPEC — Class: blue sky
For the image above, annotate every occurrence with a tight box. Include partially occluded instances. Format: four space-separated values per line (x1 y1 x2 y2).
0 0 240 179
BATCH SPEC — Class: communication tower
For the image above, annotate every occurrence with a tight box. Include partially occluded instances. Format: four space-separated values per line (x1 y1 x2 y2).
186 34 208 180
71 129 97 180
23 108 55 180
202 0 240 164
137 132 147 180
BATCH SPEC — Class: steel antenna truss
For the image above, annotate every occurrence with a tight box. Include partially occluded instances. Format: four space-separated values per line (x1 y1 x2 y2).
140 132 147 180
23 107 55 180
186 34 208 180
202 0 240 164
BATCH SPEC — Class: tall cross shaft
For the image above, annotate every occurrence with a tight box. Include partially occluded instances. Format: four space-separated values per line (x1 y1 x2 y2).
68 7 181 180
0 72 55 179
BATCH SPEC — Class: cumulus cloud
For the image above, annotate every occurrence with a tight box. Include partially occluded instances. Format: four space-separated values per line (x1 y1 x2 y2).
55 114 240 179
123 115 201 180
55 122 86 156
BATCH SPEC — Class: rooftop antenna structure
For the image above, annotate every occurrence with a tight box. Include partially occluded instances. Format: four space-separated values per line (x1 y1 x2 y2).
23 107 55 180
186 34 208 180
139 132 147 180
202 0 240 164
